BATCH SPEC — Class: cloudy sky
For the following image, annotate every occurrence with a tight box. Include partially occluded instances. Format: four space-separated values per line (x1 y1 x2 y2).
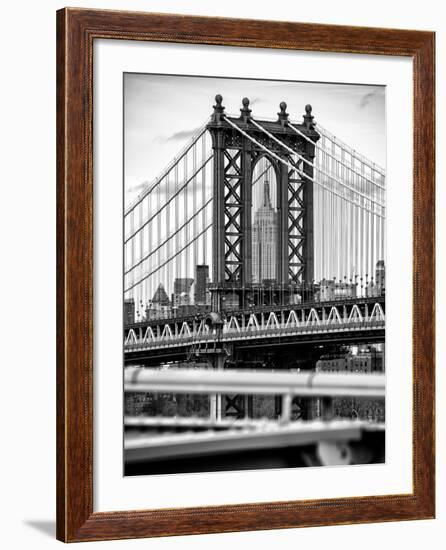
124 73 385 205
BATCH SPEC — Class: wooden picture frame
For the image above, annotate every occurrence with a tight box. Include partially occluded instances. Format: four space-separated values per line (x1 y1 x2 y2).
56 7 435 542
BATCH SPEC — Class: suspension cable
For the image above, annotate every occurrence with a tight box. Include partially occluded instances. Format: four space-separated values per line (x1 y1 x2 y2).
287 122 385 191
250 117 385 209
125 126 207 216
125 195 212 275
223 116 383 218
125 223 212 294
316 123 386 177
124 154 213 244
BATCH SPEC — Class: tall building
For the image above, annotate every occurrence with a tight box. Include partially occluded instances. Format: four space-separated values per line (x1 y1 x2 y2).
315 347 381 373
172 277 194 310
252 181 278 283
124 298 135 325
152 283 170 305
366 260 386 297
318 279 357 301
315 346 385 422
195 265 210 305
173 277 194 296
145 283 171 319
376 260 385 290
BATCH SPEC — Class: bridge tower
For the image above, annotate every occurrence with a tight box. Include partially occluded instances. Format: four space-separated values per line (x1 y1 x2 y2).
206 95 320 313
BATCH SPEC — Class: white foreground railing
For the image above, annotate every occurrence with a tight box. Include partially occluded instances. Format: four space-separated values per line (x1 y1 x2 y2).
125 368 385 399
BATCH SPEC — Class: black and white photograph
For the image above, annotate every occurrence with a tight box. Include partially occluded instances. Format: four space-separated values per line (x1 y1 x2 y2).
2 0 440 547
123 73 386 476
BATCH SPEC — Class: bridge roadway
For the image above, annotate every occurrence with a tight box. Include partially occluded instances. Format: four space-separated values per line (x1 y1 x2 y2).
124 296 385 365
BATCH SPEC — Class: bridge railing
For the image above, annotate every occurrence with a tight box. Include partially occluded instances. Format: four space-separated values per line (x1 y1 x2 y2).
124 368 385 464
125 368 385 401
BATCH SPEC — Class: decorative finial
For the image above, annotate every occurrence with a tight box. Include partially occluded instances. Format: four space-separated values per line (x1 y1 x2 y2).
303 104 315 129
240 97 252 121
277 101 289 125
212 94 225 123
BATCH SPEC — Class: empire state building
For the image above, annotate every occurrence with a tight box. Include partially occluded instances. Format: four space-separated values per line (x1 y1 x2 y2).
252 181 278 283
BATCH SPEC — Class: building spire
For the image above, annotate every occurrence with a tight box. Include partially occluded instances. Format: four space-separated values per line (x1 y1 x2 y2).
263 180 272 208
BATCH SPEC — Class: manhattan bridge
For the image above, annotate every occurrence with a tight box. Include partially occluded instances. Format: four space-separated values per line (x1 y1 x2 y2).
123 96 386 474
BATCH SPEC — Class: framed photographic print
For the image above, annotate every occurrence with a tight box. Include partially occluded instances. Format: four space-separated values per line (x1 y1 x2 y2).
56 8 435 542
